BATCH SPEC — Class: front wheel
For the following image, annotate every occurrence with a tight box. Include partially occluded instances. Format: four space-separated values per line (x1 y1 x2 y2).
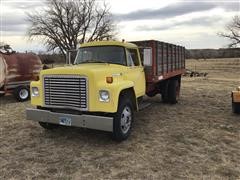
112 96 134 141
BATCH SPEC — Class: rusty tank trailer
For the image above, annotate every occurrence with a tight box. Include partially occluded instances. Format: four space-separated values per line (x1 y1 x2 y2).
0 52 42 101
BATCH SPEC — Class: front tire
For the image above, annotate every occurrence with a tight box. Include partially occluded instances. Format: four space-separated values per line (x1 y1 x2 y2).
112 95 134 141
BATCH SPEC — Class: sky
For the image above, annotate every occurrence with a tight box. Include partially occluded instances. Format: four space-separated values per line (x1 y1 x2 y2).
1 0 240 52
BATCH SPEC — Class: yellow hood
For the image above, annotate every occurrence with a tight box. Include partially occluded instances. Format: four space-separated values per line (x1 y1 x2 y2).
40 63 126 78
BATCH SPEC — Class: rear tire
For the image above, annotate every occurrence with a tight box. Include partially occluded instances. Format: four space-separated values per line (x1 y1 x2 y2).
161 80 169 103
39 122 59 130
232 102 240 114
168 79 180 104
112 95 134 141
14 86 30 102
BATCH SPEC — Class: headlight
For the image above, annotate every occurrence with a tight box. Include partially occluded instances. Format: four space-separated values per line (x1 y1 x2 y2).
32 87 39 96
99 90 109 102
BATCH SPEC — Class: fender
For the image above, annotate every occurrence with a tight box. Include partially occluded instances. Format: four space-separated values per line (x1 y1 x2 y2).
94 80 135 113
30 80 43 106
112 80 135 112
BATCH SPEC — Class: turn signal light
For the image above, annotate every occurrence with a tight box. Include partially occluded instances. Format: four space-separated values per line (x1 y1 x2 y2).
106 77 113 83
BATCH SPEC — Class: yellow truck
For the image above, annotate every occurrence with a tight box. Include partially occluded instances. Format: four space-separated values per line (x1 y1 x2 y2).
232 86 240 114
26 40 185 141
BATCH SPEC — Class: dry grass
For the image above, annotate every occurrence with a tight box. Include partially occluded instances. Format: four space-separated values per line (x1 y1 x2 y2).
0 58 240 179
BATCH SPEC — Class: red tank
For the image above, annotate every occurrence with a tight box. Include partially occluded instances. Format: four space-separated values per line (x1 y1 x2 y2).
0 52 42 101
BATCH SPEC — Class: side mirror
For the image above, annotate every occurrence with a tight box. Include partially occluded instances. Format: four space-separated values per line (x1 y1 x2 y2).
66 49 77 64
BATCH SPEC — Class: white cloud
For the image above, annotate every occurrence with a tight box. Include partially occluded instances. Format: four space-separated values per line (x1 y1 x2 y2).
1 35 45 52
1 0 239 51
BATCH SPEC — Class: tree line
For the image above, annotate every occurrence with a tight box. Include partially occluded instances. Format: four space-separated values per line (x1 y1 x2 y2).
186 48 240 59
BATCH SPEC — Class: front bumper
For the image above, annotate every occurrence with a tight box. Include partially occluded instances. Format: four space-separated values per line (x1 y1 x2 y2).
26 108 113 132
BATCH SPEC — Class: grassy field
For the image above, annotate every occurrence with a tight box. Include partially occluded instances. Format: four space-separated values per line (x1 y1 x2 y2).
0 58 240 179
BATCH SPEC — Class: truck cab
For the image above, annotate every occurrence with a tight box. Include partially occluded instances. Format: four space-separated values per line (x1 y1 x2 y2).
27 41 146 141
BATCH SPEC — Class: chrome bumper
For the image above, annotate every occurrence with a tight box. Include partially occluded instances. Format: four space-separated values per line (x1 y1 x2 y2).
26 108 113 132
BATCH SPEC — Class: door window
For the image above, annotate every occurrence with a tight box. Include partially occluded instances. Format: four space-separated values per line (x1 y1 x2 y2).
126 49 140 66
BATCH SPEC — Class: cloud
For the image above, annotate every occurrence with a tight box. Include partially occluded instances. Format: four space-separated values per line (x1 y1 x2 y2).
221 2 240 11
115 1 239 21
3 0 45 10
1 11 30 35
1 0 45 35
135 16 223 31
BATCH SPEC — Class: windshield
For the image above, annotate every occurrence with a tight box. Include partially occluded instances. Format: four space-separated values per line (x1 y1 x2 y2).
74 46 126 65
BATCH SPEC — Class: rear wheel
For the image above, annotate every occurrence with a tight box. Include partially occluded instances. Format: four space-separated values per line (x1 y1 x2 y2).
14 86 30 102
161 80 169 103
168 79 180 104
39 122 59 130
112 95 133 141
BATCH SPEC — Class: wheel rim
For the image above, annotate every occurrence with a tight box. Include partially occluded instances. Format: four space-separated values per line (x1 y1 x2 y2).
19 89 29 99
120 106 132 134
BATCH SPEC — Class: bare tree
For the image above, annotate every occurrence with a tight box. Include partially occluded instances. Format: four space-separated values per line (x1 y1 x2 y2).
219 15 240 47
27 0 115 56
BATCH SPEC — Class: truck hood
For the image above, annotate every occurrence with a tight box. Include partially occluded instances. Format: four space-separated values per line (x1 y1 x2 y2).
40 63 126 77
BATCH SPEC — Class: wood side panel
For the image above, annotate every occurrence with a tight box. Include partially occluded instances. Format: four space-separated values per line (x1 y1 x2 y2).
130 40 185 86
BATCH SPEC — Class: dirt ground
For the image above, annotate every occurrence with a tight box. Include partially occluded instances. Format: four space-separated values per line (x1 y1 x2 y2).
1 58 240 179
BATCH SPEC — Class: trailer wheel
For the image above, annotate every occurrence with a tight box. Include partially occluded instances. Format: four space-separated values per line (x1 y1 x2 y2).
168 79 180 104
0 86 5 97
232 102 240 114
14 86 30 102
39 122 59 130
112 95 133 141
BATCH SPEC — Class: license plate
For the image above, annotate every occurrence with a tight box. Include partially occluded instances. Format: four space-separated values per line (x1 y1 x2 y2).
59 117 72 126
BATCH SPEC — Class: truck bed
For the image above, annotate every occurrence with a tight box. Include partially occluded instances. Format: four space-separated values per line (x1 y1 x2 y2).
131 40 185 83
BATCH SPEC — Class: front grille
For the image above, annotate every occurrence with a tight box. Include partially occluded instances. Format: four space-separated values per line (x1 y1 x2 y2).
44 75 88 110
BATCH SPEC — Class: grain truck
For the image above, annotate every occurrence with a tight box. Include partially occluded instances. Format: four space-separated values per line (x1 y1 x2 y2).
232 86 240 114
0 52 42 101
26 40 185 141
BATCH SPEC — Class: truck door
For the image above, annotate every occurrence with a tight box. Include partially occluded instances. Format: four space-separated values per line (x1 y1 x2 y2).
125 48 146 97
